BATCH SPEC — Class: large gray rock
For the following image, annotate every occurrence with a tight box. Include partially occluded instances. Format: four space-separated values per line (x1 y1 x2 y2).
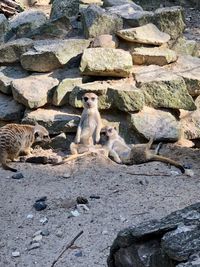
0 14 9 43
81 5 123 38
171 37 198 57
105 2 143 16
129 106 180 141
103 0 142 8
11 73 59 109
20 39 90 72
0 93 25 121
132 47 177 66
80 48 133 77
0 65 28 95
69 81 111 109
22 107 80 134
169 55 200 97
108 203 200 267
0 38 33 63
50 0 79 20
117 23 170 45
180 109 200 140
134 65 196 111
10 10 47 37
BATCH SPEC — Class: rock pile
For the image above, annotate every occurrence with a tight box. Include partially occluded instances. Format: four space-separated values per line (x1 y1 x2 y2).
107 202 200 267
0 0 200 148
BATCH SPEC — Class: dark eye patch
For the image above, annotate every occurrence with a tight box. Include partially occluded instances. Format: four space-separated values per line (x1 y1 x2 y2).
83 97 88 102
34 132 39 138
108 128 112 133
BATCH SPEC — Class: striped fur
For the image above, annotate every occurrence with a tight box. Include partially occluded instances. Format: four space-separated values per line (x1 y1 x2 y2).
0 123 49 172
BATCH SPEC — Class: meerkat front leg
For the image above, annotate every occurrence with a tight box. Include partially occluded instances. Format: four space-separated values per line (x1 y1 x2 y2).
109 149 122 164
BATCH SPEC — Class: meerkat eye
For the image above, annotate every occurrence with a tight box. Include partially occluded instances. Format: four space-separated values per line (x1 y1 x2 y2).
83 97 88 102
108 128 112 133
44 135 49 139
91 97 96 101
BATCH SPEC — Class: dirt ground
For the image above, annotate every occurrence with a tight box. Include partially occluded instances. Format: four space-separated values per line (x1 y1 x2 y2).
1 144 200 267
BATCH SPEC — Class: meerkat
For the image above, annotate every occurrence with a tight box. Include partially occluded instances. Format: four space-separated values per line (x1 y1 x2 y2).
0 123 50 172
105 126 185 173
71 92 102 155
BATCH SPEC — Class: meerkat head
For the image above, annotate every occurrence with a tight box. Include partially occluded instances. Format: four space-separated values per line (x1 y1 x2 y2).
82 92 98 109
33 124 50 142
105 126 118 138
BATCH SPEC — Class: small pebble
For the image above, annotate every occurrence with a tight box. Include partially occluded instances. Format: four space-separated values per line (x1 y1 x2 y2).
28 243 40 251
77 204 90 212
36 196 47 202
33 201 47 211
102 230 108 235
33 235 42 242
76 196 88 204
12 251 20 257
75 251 82 257
55 230 63 238
41 229 50 236
89 195 100 199
63 173 71 179
12 173 24 180
40 217 48 225
70 210 80 217
27 214 34 219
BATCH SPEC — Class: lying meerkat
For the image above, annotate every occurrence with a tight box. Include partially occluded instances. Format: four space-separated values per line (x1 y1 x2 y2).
71 92 102 154
105 126 185 173
0 123 50 172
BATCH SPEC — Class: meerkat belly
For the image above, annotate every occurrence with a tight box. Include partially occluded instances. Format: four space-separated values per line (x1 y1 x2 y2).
81 117 97 136
113 142 131 161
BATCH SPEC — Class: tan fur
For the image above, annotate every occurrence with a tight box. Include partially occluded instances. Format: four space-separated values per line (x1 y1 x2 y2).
105 126 185 173
0 123 50 172
71 92 102 154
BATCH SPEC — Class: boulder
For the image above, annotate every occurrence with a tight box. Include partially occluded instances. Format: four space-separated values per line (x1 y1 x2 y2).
153 6 185 40
50 0 79 20
0 65 28 95
169 55 200 97
171 37 198 57
0 93 25 121
128 106 179 141
20 39 90 72
11 73 59 109
116 23 170 45
180 110 200 140
132 47 177 66
0 38 33 63
69 81 111 109
90 34 119 48
80 0 103 5
80 48 133 77
81 5 123 38
104 0 143 10
22 107 81 134
134 65 196 111
0 14 9 43
108 203 200 267
9 10 47 37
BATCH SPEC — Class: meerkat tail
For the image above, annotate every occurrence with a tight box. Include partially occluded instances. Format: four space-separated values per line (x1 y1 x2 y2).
150 155 185 173
53 151 93 166
2 163 17 172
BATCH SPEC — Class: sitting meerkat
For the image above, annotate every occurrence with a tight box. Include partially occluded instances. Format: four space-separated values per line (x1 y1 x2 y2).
0 123 50 172
70 92 102 155
105 126 185 173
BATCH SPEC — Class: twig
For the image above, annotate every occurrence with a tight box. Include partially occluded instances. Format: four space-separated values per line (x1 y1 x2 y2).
50 230 84 267
126 172 171 177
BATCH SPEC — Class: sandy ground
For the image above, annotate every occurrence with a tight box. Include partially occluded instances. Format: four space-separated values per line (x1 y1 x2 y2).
1 145 200 267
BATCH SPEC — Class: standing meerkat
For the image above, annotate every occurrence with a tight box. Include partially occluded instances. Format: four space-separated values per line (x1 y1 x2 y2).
70 92 102 155
105 126 185 173
0 123 50 172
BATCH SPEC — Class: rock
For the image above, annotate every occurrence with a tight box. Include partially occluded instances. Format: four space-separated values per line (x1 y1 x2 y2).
22 107 80 134
28 242 40 250
76 196 88 204
104 0 142 10
20 39 90 72
177 254 200 267
39 217 48 225
33 235 43 242
171 37 198 57
56 230 63 238
128 106 180 141
69 81 111 109
106 3 144 20
12 173 24 179
153 6 185 40
26 156 49 164
81 5 123 38
33 201 47 211
70 210 80 217
36 196 47 202
50 0 79 20
0 14 9 43
75 251 83 257
12 251 20 257
10 10 47 37
41 229 50 236
0 65 28 95
80 48 133 77
11 73 59 109
117 23 170 45
169 55 200 97
180 110 200 140
80 0 103 5
0 38 33 63
107 85 144 112
0 93 25 121
132 47 177 66
134 65 196 111
90 34 119 48
27 214 34 219
108 203 200 267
